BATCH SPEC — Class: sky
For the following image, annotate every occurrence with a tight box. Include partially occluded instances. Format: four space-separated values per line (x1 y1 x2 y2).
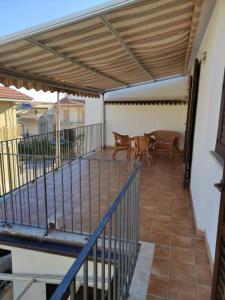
0 0 108 37
0 0 107 100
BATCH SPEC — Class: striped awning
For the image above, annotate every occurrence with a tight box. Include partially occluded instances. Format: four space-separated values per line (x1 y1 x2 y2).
0 0 203 97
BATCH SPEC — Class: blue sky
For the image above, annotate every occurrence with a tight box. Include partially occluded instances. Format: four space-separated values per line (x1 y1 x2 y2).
0 0 107 37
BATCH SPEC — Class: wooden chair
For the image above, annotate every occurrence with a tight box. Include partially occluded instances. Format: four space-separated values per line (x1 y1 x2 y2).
148 130 181 159
133 135 152 166
112 132 131 160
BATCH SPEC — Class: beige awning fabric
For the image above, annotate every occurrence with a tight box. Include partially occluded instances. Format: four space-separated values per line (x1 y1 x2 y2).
0 0 203 96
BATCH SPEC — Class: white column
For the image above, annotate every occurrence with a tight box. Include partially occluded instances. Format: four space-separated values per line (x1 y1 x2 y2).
100 94 105 148
55 92 61 164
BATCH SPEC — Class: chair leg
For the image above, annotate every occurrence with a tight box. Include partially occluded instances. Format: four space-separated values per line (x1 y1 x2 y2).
147 153 151 167
112 149 117 160
127 149 131 160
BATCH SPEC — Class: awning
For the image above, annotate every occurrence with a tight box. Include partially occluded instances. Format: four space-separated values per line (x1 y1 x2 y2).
0 0 203 97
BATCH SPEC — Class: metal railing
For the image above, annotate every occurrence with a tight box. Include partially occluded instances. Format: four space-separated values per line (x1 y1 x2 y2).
0 153 136 236
51 162 140 300
0 123 102 160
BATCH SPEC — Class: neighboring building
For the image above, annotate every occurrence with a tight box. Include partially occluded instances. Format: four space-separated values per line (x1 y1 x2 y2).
59 96 85 130
17 101 55 136
0 86 32 140
17 96 85 135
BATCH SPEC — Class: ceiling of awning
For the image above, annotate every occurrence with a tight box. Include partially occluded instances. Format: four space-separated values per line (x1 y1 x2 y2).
0 0 203 97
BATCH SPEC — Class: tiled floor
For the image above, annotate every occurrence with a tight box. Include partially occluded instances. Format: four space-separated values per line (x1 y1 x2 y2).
1 148 212 299
90 149 212 300
138 153 212 300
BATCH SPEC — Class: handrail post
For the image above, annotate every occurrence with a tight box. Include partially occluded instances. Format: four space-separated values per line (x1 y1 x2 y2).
43 157 48 234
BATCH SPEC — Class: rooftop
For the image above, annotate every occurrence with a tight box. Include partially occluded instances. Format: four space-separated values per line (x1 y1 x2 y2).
0 86 33 101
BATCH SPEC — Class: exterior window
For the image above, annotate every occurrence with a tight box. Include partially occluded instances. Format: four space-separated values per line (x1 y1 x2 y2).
216 70 225 158
63 110 69 121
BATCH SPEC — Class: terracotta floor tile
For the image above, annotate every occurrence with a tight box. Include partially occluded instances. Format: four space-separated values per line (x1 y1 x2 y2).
198 284 212 300
194 249 210 266
170 247 194 264
150 232 170 246
168 279 198 300
171 226 194 237
193 238 207 252
147 295 166 300
148 274 167 298
151 258 169 277
154 245 170 260
196 266 212 285
171 234 193 249
169 262 196 282
151 221 171 235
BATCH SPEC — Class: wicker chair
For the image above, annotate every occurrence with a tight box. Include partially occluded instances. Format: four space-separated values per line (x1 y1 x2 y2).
112 132 132 160
133 135 152 166
148 130 181 158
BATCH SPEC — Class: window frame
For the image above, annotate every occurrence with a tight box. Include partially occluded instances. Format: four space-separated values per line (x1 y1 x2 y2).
216 69 225 158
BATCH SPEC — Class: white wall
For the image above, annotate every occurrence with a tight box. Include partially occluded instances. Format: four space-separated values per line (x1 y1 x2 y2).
190 0 225 261
85 98 102 125
105 104 187 147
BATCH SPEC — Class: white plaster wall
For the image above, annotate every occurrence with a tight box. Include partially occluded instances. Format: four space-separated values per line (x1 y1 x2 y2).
105 105 187 147
85 98 102 125
0 245 74 300
190 0 225 260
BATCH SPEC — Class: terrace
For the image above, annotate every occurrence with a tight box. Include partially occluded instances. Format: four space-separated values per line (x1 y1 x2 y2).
0 128 212 300
0 0 222 299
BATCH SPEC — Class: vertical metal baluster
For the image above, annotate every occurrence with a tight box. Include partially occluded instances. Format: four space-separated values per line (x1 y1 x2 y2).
16 147 22 224
25 154 31 226
131 178 135 273
108 161 110 208
83 258 88 300
93 242 98 300
61 163 65 231
101 228 105 300
70 279 75 300
79 158 82 234
43 157 48 233
6 142 14 223
0 154 7 225
127 186 132 285
117 162 120 193
108 218 112 300
124 191 129 296
88 159 91 235
98 160 101 223
134 174 138 259
35 159 39 227
113 210 117 300
117 202 121 299
52 158 56 227
69 160 74 232
137 169 140 249
85 126 87 155
121 196 125 297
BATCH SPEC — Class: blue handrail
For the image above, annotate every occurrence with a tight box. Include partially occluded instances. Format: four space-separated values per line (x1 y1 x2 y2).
50 162 141 300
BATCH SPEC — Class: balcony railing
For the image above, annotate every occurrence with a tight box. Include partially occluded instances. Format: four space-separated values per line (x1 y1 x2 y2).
0 153 136 235
0 123 102 159
0 123 102 195
51 161 141 300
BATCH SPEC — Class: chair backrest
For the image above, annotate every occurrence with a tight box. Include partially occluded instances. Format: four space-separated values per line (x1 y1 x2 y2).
113 132 130 146
133 135 150 153
144 133 156 144
149 130 181 143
